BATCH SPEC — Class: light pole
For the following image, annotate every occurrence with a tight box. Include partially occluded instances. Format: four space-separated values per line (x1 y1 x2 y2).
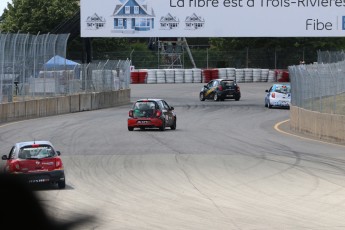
130 49 134 66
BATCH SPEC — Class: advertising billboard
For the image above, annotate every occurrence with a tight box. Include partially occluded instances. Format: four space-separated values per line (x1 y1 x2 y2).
80 0 345 37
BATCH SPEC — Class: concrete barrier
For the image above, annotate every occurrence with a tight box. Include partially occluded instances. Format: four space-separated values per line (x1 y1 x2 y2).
80 93 92 111
0 89 130 124
14 101 26 120
104 91 113 108
70 94 80 113
6 103 15 122
38 99 47 117
25 100 38 119
57 96 71 115
290 106 345 143
0 103 15 123
46 98 58 116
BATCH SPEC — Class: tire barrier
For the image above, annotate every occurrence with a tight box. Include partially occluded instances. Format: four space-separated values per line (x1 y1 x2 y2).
276 69 290 82
192 69 202 83
130 68 288 84
130 70 147 84
202 69 212 83
184 69 193 83
174 69 184 83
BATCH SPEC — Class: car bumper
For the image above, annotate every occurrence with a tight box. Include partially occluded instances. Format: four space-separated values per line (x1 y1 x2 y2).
13 170 65 185
219 91 240 99
128 118 163 129
269 98 290 107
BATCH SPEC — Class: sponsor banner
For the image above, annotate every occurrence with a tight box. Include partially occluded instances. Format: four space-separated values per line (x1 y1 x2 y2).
80 0 345 37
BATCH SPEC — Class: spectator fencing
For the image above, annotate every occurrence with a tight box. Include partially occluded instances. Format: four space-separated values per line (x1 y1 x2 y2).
0 32 131 104
289 61 345 116
288 51 345 143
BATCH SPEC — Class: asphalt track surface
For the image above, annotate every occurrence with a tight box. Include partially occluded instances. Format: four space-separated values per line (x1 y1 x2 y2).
1 83 345 230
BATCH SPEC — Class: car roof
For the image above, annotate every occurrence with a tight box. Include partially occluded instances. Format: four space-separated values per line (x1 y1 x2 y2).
273 83 290 85
136 99 163 102
209 79 236 83
214 79 234 81
272 83 290 87
15 141 53 148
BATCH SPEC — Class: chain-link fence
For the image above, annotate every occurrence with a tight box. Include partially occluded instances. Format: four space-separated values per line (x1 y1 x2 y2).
289 50 345 115
0 32 130 104
92 46 315 70
317 50 345 64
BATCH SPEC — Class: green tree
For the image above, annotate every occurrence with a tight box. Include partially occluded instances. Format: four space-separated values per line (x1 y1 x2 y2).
0 0 79 33
209 37 345 51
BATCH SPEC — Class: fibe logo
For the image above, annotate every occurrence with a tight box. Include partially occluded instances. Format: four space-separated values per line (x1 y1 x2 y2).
342 16 345 30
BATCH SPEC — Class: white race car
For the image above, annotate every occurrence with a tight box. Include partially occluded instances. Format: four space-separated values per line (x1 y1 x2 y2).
265 83 291 109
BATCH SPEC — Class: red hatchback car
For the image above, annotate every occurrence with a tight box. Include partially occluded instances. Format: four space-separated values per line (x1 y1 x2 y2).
1 140 66 189
128 99 177 131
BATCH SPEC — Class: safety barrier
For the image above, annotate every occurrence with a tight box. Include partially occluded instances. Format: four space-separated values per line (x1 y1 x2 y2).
130 68 287 84
0 89 130 123
289 57 345 144
289 106 345 143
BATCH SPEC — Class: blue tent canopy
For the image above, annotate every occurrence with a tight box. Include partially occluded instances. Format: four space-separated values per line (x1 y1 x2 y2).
44 55 80 70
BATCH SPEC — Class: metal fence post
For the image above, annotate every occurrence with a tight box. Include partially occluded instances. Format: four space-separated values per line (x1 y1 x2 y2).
9 32 20 102
0 33 9 103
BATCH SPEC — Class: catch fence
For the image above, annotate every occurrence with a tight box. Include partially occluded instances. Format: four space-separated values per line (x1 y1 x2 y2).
0 32 130 104
92 46 315 70
289 50 345 115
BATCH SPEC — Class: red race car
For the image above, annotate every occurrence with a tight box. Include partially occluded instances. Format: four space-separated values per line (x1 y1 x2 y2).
128 99 177 131
1 140 66 189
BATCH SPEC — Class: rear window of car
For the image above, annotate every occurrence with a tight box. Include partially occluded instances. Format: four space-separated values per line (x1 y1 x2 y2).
221 80 235 87
274 84 290 93
19 145 55 159
134 101 157 110
132 101 158 118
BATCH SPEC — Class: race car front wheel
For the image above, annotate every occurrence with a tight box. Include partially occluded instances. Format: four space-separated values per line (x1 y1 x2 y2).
200 93 205 101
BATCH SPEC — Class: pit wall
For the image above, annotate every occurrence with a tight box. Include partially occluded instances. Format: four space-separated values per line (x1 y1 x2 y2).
0 89 130 123
290 106 345 143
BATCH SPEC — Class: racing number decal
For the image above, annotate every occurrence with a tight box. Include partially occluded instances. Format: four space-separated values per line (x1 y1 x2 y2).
205 88 214 97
